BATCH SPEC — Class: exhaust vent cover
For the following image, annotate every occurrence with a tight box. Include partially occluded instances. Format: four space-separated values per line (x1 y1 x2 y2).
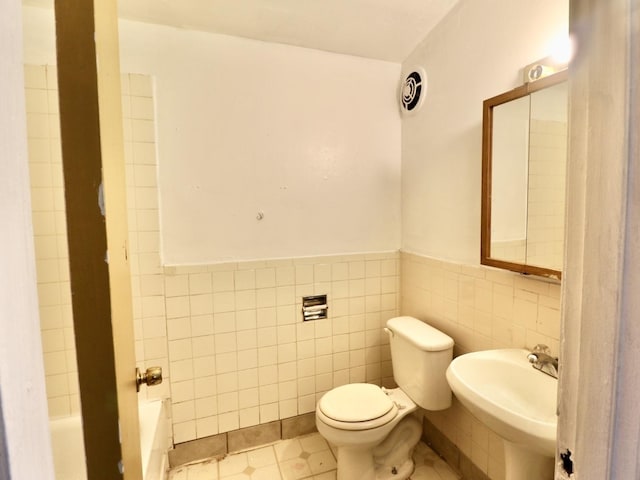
400 67 427 115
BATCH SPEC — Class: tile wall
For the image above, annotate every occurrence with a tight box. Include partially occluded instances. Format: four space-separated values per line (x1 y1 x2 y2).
401 251 561 480
25 64 78 417
26 65 166 416
161 252 400 443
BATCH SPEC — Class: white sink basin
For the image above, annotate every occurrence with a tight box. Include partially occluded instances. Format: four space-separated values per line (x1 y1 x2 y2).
446 349 558 479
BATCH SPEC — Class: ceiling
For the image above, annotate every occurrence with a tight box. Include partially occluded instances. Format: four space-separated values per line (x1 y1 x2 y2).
23 0 460 63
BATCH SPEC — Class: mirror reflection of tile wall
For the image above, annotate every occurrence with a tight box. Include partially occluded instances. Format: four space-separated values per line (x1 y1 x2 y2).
526 118 567 271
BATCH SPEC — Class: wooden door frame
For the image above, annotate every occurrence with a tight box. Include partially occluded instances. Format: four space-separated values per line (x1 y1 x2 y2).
54 0 142 478
1 0 142 477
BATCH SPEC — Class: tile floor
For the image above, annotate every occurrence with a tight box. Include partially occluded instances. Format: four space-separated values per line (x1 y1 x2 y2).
168 432 461 480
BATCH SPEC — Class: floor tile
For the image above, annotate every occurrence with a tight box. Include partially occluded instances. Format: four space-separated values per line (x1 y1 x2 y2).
218 452 249 477
174 460 217 480
411 464 442 480
308 450 336 475
218 474 247 480
298 433 329 454
278 456 312 480
311 472 337 480
251 464 282 480
246 445 277 468
169 433 461 480
169 467 188 480
274 438 304 462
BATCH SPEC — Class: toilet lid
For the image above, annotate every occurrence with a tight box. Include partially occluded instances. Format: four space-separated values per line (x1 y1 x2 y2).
319 383 394 423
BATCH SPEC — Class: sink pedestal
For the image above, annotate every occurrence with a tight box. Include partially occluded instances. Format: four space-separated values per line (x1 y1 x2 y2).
446 349 558 480
503 441 554 480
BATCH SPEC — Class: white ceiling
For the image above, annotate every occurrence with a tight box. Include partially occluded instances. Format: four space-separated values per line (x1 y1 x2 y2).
23 0 460 63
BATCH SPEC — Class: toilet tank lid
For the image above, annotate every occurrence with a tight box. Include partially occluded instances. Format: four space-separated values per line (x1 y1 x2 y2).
386 316 454 351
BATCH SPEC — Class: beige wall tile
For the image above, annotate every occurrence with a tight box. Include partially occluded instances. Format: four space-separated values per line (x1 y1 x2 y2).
401 251 560 479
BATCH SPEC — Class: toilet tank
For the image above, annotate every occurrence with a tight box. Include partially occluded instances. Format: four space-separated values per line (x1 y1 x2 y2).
386 316 454 411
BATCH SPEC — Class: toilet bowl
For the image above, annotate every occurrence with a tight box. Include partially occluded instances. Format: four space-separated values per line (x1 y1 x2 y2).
315 316 454 480
316 384 421 480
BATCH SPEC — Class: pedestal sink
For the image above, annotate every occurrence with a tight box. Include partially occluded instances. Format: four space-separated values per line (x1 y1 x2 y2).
445 349 557 480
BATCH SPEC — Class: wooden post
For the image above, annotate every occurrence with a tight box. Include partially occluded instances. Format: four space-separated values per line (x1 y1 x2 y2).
54 0 142 478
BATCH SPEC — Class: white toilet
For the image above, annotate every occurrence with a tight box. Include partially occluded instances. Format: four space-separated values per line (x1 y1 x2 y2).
315 316 454 480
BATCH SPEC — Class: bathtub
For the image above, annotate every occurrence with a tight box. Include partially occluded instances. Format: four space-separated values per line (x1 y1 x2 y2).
49 400 170 480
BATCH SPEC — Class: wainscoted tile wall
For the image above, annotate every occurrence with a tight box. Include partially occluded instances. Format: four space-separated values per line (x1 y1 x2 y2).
162 252 400 443
401 251 561 480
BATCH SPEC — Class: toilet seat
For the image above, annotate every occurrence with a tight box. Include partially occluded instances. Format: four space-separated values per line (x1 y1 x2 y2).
317 383 398 431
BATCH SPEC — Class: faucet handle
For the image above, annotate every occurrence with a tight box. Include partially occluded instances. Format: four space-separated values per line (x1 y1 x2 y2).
527 344 559 379
531 344 551 355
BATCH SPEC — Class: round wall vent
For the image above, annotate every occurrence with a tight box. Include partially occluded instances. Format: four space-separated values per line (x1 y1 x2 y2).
400 67 427 115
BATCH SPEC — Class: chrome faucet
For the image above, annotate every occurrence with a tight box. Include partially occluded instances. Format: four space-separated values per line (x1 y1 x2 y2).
527 344 559 379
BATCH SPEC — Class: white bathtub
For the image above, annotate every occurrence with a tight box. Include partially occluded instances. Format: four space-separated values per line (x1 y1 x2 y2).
49 400 170 480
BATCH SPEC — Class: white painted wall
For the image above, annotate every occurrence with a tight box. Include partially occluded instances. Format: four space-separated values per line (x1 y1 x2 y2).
0 1 54 478
22 6 402 265
139 27 401 264
400 2 568 476
151 35 401 264
401 0 568 264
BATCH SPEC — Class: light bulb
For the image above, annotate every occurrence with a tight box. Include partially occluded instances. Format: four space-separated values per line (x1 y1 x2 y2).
549 36 573 65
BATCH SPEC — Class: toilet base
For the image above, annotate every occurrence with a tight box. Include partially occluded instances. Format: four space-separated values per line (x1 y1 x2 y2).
336 447 376 480
373 415 422 480
334 415 422 480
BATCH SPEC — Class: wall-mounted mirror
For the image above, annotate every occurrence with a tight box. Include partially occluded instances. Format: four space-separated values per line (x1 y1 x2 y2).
481 70 568 279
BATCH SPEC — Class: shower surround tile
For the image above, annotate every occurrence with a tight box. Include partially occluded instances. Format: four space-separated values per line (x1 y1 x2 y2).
27 67 168 415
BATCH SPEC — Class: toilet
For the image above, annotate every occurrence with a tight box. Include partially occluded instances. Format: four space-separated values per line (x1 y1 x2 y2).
315 316 454 480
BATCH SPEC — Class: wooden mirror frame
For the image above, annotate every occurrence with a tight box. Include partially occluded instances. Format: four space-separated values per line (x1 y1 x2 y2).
481 70 568 279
